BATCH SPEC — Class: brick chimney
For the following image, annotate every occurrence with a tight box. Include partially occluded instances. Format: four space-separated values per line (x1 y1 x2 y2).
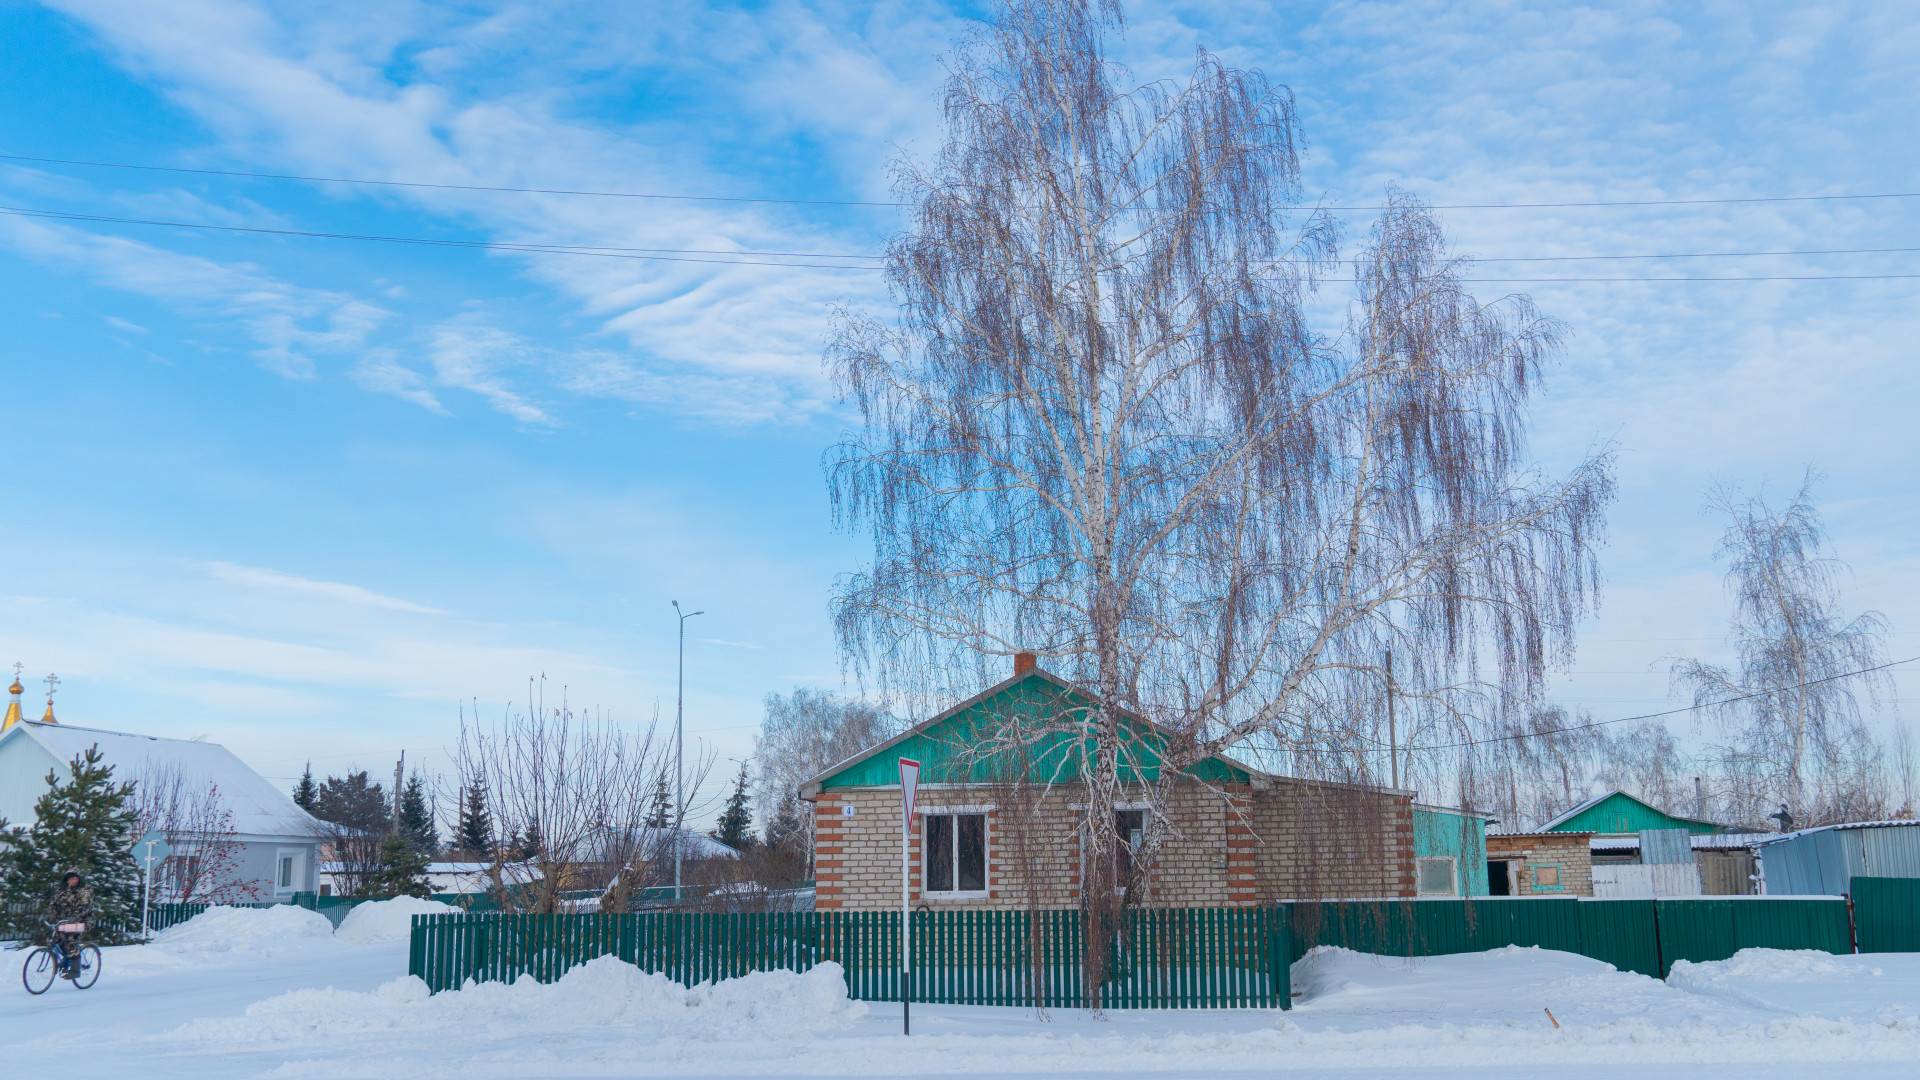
1014 651 1037 676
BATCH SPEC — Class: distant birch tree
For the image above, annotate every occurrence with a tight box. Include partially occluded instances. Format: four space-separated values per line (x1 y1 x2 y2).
828 0 1612 1000
1671 473 1891 827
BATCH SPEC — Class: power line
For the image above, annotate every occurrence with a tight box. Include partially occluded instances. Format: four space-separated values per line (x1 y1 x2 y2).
9 151 1920 212
0 206 884 269
0 152 901 207
1416 654 1919 752
6 202 1918 281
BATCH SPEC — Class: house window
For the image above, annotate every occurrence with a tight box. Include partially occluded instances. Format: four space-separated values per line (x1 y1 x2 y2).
1532 863 1563 891
923 813 987 895
1416 856 1458 896
279 855 295 890
1114 809 1147 886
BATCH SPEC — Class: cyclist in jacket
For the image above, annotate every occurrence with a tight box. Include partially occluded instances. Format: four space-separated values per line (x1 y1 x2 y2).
44 870 93 977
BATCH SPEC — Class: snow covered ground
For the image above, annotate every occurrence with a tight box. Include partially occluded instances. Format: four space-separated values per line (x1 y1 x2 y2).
5 903 1917 1079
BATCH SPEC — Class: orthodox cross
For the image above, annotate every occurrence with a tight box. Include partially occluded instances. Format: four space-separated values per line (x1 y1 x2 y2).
43 672 59 704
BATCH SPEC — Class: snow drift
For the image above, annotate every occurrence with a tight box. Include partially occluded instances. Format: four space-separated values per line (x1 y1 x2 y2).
150 904 335 955
168 957 867 1046
334 896 459 944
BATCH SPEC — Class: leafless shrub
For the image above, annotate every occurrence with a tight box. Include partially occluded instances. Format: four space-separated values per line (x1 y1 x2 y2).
455 678 710 913
129 766 262 904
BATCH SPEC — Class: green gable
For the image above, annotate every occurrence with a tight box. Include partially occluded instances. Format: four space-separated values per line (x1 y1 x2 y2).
1544 791 1722 835
809 670 1251 794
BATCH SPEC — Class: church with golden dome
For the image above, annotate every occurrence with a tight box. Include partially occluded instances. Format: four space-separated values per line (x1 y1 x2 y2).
0 665 59 731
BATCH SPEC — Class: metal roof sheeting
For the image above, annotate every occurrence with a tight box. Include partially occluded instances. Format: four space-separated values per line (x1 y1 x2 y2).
1755 821 1920 895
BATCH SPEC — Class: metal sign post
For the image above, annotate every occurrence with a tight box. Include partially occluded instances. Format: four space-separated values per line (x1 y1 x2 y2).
898 756 920 1036
136 831 171 938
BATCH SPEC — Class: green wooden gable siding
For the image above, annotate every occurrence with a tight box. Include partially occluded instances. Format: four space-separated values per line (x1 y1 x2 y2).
1548 792 1720 836
815 673 1249 791
1413 808 1490 897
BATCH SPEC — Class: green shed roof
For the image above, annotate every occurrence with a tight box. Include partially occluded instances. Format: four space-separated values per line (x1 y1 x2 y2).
800 668 1256 797
1540 790 1723 835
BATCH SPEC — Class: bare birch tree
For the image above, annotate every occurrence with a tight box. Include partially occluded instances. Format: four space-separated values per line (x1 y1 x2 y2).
752 689 901 864
1671 473 1891 827
828 0 1612 1000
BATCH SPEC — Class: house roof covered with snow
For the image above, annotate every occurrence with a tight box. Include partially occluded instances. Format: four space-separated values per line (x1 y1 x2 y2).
0 720 320 840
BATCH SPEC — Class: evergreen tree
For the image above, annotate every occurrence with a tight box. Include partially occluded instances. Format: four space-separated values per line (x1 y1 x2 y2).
0 746 142 944
711 763 755 851
517 820 542 862
764 790 808 854
457 779 494 857
312 771 389 831
645 776 673 829
363 833 434 899
292 764 318 813
399 773 439 854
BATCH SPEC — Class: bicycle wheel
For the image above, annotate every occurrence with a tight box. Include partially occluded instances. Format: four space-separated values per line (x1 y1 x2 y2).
21 947 57 995
71 944 101 989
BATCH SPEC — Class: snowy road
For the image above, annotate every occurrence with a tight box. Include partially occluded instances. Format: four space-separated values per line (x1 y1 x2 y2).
5 902 1917 1079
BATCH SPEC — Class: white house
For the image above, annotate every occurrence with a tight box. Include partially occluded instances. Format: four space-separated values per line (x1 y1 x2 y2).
0 706 323 900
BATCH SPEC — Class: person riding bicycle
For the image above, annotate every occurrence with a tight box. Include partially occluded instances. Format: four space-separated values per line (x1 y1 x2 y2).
44 869 93 979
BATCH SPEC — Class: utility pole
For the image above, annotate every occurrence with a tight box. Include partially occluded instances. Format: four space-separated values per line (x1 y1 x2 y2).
1386 649 1399 790
671 600 703 903
394 752 405 836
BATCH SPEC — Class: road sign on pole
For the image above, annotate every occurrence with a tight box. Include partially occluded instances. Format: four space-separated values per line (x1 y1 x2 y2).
898 757 920 1036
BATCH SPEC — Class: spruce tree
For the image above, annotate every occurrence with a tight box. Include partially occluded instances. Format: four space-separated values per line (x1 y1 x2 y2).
363 834 434 899
0 746 142 944
399 774 439 854
711 763 755 851
645 777 673 829
292 764 318 813
457 780 494 857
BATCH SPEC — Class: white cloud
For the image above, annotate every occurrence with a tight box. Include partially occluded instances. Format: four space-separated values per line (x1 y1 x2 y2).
103 314 147 334
425 318 551 425
350 349 447 414
0 212 389 378
205 561 445 615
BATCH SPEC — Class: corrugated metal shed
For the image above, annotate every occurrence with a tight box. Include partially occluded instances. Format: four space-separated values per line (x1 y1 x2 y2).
1639 828 1693 865
1753 821 1920 896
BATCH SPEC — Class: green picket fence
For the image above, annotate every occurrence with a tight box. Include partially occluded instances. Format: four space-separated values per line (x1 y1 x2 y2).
1286 896 1852 976
1852 877 1920 953
408 906 1289 1009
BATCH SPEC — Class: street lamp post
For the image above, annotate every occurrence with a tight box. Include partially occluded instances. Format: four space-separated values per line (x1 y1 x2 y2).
671 600 703 903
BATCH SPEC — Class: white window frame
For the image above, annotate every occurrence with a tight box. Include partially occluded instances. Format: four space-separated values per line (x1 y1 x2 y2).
1415 856 1459 897
274 848 302 894
919 809 990 900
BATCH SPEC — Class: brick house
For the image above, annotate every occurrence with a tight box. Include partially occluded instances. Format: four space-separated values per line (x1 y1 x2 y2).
798 656 1416 910
1484 831 1595 896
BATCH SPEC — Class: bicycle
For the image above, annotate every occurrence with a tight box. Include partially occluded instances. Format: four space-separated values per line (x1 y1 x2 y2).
21 920 100 995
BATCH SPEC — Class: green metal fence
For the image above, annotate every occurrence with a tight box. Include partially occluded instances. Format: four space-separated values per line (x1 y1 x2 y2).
408 906 1289 1009
1286 896 1852 977
1853 877 1920 952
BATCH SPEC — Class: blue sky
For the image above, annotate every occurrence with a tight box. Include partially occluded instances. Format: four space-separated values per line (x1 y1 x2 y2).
2 1 1917 817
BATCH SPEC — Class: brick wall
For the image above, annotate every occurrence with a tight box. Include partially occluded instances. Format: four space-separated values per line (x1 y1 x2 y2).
813 776 1413 909
1250 777 1415 900
1486 832 1594 896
